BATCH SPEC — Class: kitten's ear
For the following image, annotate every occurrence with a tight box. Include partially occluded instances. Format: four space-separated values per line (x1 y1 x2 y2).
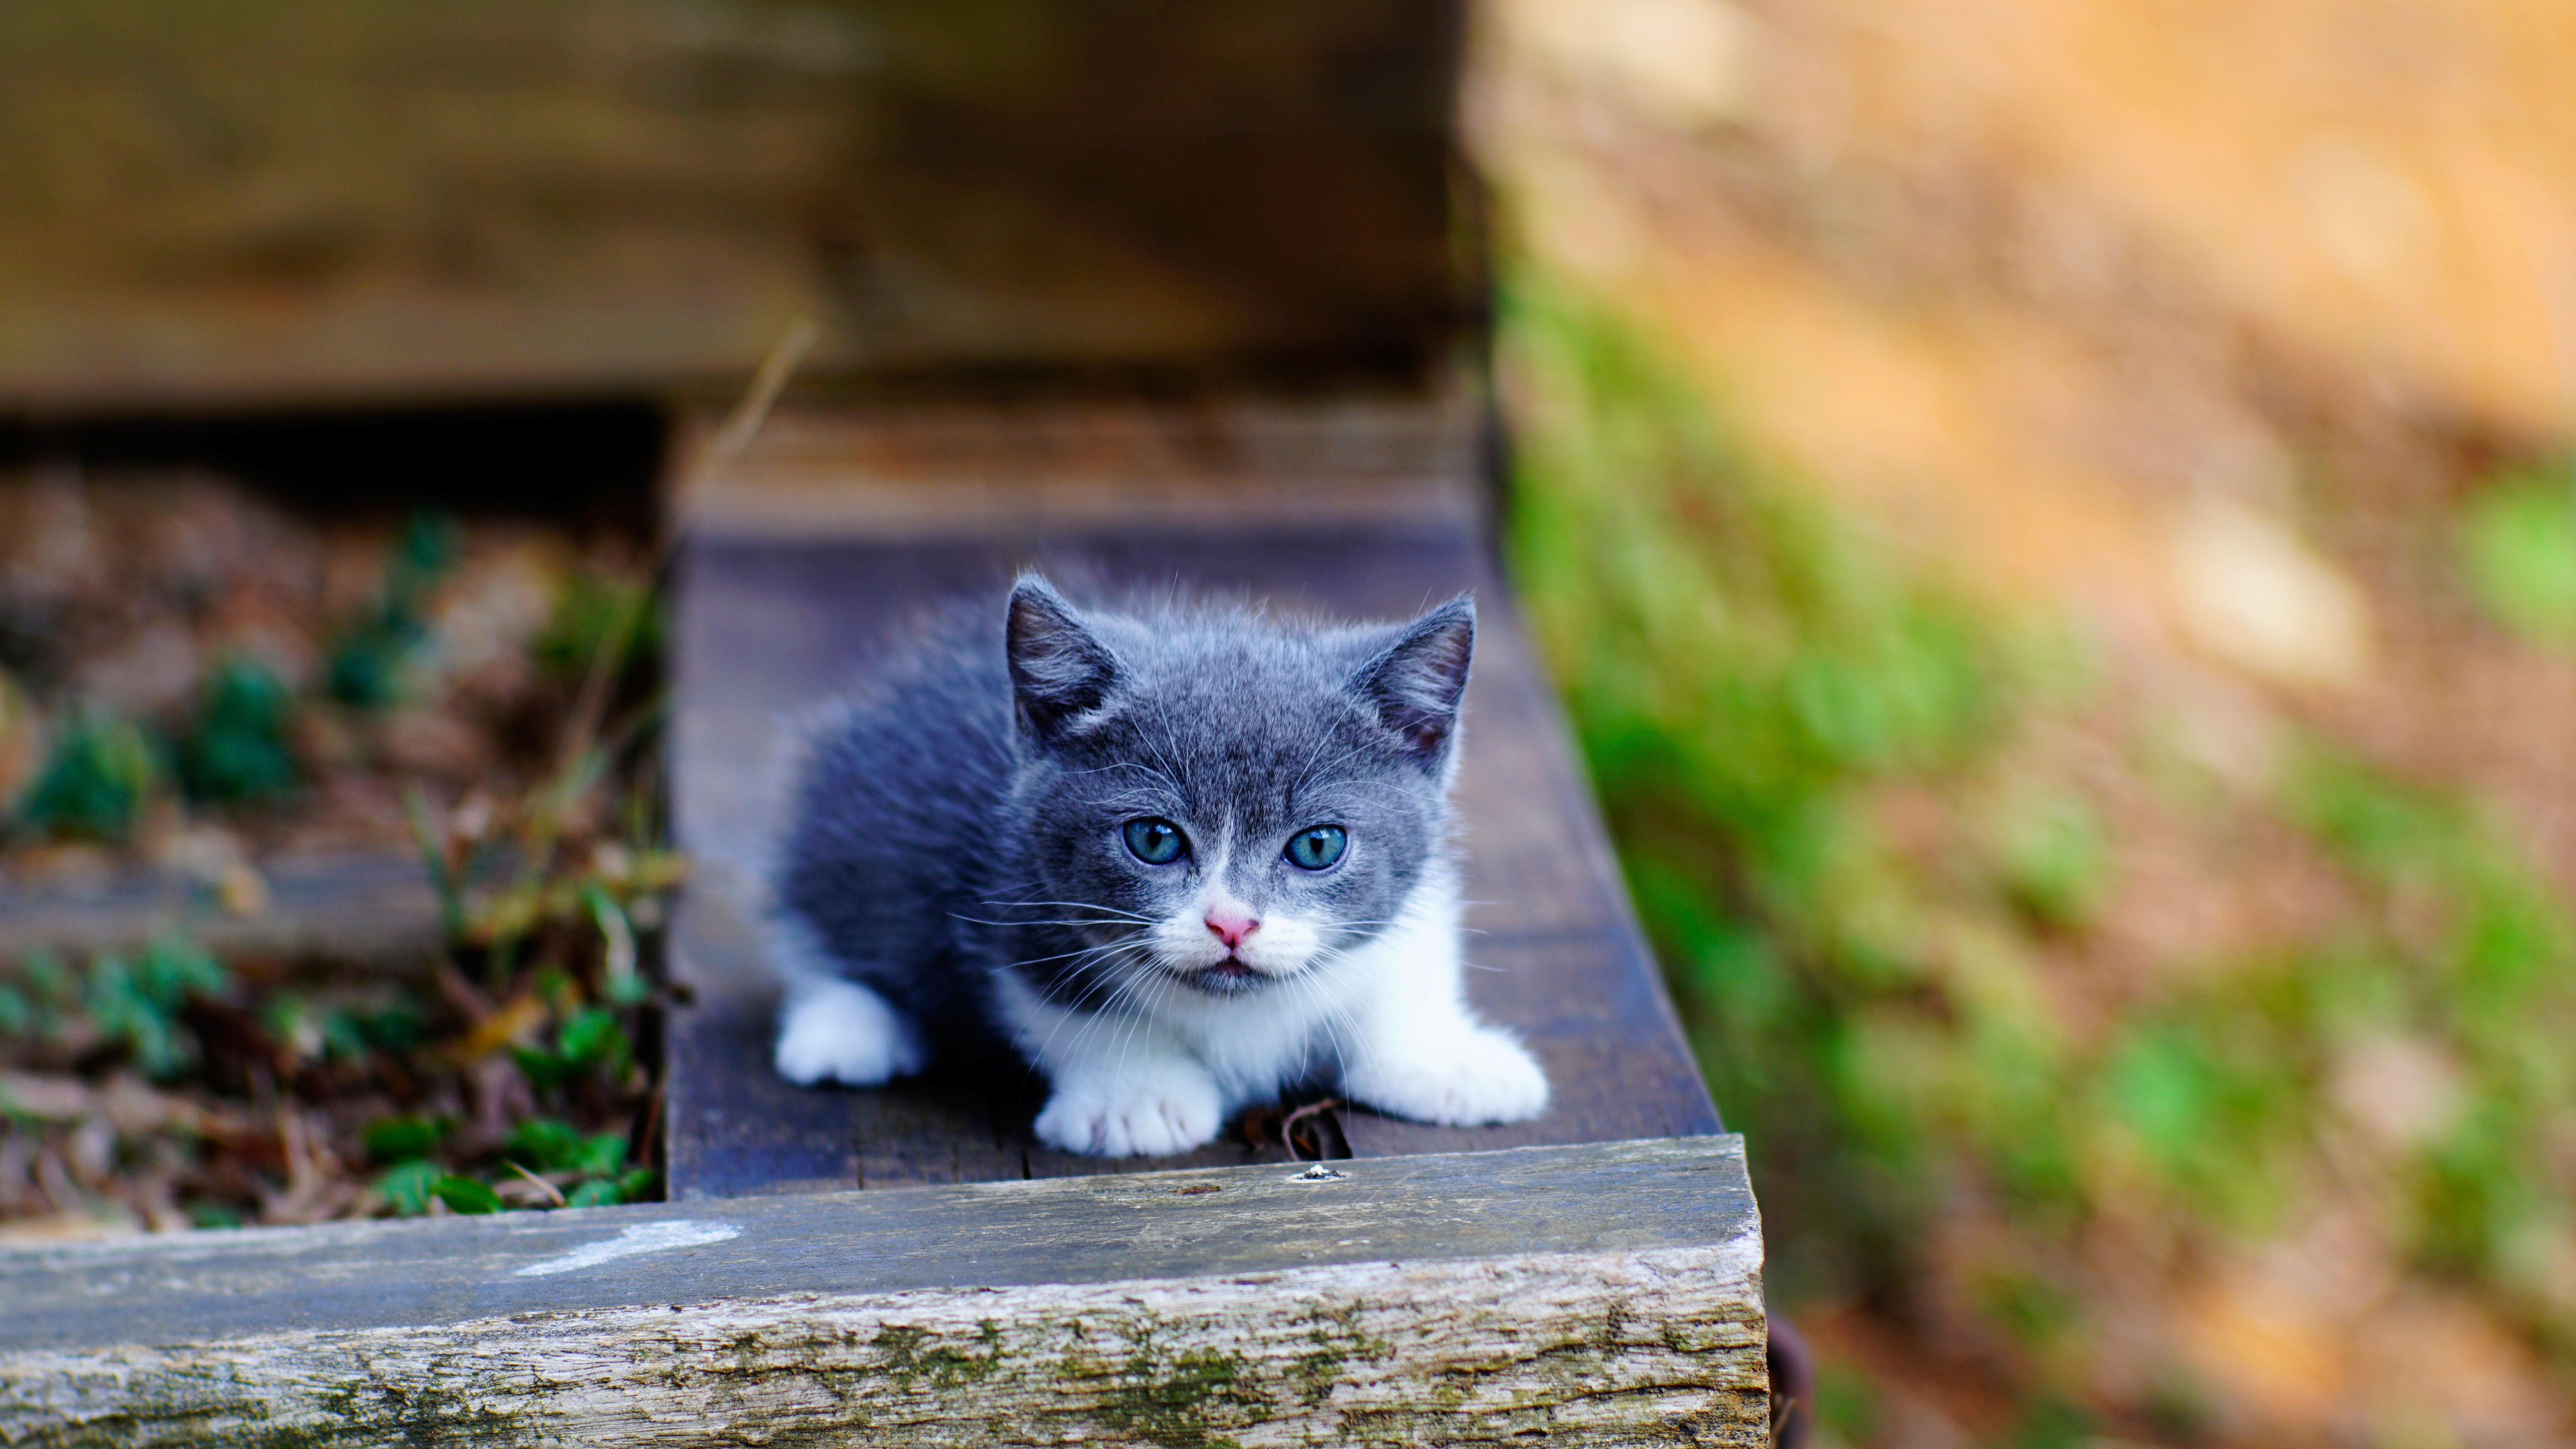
1006 575 1122 746
1352 596 1474 770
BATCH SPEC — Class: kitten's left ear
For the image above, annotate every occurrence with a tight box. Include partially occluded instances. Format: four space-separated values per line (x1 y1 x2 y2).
1352 596 1474 770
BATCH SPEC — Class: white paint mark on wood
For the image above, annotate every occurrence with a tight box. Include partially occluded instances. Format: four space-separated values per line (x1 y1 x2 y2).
515 1221 742 1278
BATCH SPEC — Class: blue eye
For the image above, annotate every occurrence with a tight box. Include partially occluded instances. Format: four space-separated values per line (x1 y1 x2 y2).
1284 825 1346 871
1123 817 1186 865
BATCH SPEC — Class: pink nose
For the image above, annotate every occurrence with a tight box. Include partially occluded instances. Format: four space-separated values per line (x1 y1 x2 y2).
1204 909 1261 949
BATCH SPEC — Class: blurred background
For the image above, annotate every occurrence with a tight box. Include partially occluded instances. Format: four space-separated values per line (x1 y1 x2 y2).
1475 1 2576 1444
4 3 2575 1445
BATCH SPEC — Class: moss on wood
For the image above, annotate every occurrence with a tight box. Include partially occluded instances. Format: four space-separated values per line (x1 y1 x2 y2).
1 1248 1765 1448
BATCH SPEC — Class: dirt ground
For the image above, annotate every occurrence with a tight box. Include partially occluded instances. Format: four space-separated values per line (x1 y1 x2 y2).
0 468 674 1239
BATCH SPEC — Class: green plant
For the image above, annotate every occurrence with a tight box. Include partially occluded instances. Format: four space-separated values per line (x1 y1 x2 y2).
373 1159 444 1216
0 937 229 1079
535 571 662 685
1994 1396 2094 1449
362 558 681 1219
2283 748 2576 1303
362 1116 452 1164
176 657 301 805
2456 464 2576 651
327 510 462 707
84 938 230 1079
510 1005 635 1090
18 709 161 840
1499 275 2576 1417
1811 1362 1882 1446
431 1174 504 1215
504 1115 656 1206
0 950 74 1045
1990 790 2109 930
364 1108 655 1217
504 1116 627 1177
1501 279 2044 1298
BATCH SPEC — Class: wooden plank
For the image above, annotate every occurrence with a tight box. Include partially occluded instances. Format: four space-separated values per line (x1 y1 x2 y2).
0 853 440 969
0 2 1463 411
0 1137 1768 1446
0 1136 1750 1348
664 401 1719 1197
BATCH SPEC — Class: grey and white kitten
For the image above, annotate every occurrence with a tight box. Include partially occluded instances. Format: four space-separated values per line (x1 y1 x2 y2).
765 574 1549 1157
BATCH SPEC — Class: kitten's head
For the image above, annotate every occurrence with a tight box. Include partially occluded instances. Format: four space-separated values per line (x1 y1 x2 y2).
1003 574 1470 998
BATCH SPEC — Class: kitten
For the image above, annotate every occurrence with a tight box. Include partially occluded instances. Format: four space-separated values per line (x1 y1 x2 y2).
764 574 1549 1157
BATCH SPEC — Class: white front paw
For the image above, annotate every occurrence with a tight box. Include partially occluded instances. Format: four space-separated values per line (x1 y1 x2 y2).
1346 1025 1550 1126
775 980 925 1087
1034 1061 1224 1157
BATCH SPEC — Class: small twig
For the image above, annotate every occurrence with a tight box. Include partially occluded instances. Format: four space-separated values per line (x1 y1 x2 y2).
1767 1395 1801 1449
629 1083 665 1171
591 691 671 774
264 1101 321 1224
557 318 814 780
503 1159 568 1208
587 887 638 996
1280 1097 1346 1162
402 786 466 947
590 885 670 1000
431 961 496 1025
676 315 819 520
32 1145 77 1215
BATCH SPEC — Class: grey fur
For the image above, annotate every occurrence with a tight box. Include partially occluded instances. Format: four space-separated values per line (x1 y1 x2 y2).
771 574 1475 1089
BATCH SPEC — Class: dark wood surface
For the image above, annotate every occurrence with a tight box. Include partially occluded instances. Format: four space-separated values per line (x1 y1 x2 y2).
0 1 1462 410
0 1135 1749 1354
664 405 1720 1198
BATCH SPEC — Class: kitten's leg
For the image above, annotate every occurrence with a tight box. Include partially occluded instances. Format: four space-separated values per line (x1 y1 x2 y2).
997 976 1224 1157
766 915 927 1087
1336 888 1550 1126
775 979 926 1087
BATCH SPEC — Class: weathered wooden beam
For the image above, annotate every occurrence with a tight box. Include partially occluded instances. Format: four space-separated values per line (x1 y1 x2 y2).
0 853 440 970
0 1136 1766 1446
0 2 1464 410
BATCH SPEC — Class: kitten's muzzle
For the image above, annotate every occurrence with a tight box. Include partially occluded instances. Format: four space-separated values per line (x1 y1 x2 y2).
1182 958 1268 995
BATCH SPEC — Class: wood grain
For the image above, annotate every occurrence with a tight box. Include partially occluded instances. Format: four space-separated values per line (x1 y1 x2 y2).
0 2 1463 410
3 1251 1765 1448
0 1137 1768 1447
664 400 1720 1196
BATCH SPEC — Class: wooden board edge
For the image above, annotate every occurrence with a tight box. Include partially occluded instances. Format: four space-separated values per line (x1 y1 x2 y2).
0 1241 1766 1448
667 393 1489 543
3 1137 1754 1321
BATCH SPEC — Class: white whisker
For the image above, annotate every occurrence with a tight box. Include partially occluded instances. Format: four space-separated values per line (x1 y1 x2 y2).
976 899 1156 921
952 913 1147 930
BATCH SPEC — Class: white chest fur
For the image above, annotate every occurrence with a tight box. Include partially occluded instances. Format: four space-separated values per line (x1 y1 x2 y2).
771 866 1548 1158
994 867 1549 1157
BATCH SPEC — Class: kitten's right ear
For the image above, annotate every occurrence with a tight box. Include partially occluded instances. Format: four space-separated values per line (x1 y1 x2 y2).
1006 575 1121 746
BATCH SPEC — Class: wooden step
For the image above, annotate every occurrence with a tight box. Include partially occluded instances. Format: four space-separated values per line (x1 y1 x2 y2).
662 396 1722 1197
0 1136 1768 1446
